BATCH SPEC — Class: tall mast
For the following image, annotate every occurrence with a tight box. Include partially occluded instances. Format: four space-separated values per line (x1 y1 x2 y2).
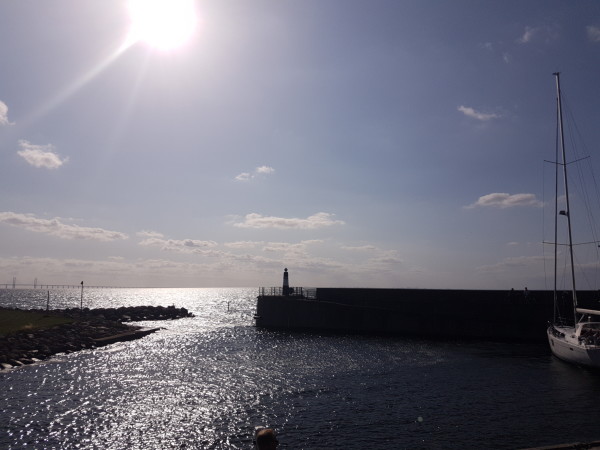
554 72 578 320
553 79 559 322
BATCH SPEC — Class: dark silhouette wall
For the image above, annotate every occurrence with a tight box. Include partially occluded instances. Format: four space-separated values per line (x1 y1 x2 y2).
256 288 600 341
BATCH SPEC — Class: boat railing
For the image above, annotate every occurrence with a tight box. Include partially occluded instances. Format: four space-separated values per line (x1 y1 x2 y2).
258 287 317 300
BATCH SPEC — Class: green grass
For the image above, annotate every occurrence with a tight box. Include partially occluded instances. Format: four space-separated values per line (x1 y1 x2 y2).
0 309 74 335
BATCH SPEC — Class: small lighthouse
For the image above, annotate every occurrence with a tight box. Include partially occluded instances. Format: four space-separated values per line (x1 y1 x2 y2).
282 268 290 296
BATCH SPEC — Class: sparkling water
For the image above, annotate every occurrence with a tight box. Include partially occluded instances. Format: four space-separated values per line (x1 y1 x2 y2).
1 288 600 449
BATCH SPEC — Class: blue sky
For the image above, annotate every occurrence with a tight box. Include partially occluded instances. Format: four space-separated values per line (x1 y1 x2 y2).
1 0 600 289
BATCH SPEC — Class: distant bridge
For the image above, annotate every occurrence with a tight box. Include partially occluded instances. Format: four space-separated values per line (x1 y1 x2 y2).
2 283 130 290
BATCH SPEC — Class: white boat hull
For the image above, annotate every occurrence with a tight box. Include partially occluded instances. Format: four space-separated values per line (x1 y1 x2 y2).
547 326 600 368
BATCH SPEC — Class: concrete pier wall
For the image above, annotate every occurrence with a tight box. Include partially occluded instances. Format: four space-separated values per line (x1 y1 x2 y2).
255 288 600 341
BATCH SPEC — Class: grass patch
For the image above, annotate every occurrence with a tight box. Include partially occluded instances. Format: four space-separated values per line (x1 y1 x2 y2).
0 309 74 335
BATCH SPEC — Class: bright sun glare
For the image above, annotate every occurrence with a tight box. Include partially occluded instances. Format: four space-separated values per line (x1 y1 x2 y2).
126 0 198 51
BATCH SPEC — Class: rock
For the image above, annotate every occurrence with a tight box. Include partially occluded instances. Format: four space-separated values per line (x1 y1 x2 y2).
0 305 193 366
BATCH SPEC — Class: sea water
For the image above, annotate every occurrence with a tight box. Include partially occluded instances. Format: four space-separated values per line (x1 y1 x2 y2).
1 287 600 449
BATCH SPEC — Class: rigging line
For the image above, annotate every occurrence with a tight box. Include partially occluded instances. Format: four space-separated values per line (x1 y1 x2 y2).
570 151 596 236
563 97 595 221
563 93 600 289
560 88 600 290
554 86 561 315
579 161 600 247
562 92 592 160
585 156 600 290
542 159 549 291
559 248 569 291
587 158 600 227
572 250 595 291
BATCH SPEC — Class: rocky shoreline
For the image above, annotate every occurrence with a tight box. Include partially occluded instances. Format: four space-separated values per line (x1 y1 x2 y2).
0 305 194 370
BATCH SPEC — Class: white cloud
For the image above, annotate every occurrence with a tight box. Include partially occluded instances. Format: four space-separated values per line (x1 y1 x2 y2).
263 242 304 254
233 212 345 229
235 165 275 181
256 165 275 174
587 26 600 42
17 140 68 169
0 255 224 287
137 230 165 238
517 26 538 43
235 172 252 182
0 100 14 126
139 237 219 254
224 240 262 249
516 25 559 44
299 239 324 246
365 249 403 265
465 193 543 209
261 240 322 256
0 211 129 241
342 245 377 251
458 105 501 121
368 255 403 265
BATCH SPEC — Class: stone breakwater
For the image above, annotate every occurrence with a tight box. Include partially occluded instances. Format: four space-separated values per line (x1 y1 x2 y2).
0 305 194 370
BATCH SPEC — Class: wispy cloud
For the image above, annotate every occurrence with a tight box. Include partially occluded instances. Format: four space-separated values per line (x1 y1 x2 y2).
341 245 377 251
233 212 345 229
223 241 262 249
137 230 165 239
256 165 275 174
465 193 542 209
139 237 219 254
517 26 539 44
457 105 501 121
17 140 68 169
587 25 600 42
235 172 252 181
477 255 545 273
0 100 14 126
262 240 323 257
235 165 275 181
516 25 559 44
0 212 128 241
478 41 511 64
368 254 404 265
0 235 410 287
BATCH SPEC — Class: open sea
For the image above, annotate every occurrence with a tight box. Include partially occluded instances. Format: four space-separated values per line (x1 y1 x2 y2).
2 287 600 449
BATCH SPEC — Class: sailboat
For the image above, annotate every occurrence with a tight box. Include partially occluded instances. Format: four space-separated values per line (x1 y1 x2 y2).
546 73 600 367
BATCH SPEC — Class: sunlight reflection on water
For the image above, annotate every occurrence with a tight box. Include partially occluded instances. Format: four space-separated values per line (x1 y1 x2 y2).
3 288 600 448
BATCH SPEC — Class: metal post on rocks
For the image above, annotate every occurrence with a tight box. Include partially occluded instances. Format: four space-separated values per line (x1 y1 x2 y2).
80 281 84 310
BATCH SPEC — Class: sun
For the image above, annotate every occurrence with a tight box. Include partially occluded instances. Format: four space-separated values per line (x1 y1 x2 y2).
126 0 198 51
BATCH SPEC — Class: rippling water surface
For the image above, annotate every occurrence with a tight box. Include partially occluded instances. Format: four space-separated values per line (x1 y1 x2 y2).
2 287 600 449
